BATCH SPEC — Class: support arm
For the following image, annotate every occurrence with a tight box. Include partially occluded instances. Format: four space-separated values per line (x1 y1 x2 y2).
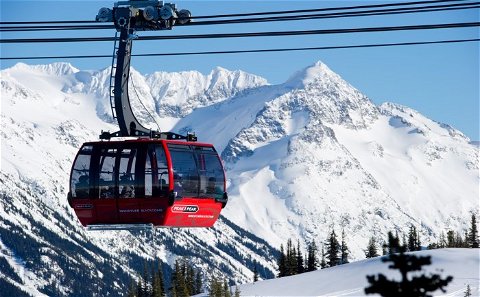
97 1 194 140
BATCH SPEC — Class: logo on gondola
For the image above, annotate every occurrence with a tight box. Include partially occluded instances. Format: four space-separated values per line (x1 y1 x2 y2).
172 205 199 213
75 204 93 209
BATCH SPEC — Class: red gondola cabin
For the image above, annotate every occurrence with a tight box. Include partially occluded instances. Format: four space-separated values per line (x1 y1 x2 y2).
67 139 228 228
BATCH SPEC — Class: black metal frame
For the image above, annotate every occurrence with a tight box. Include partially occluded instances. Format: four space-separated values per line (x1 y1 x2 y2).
98 2 195 141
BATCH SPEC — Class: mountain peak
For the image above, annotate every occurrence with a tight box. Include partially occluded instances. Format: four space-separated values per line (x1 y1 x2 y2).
284 60 340 88
7 62 79 76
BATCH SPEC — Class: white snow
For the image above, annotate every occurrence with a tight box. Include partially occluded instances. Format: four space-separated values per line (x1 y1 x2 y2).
235 249 479 297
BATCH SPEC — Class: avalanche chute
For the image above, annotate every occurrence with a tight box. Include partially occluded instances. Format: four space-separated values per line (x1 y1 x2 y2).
67 0 228 229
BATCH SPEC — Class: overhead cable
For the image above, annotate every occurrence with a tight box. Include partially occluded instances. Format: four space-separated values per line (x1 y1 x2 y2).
1 38 478 60
1 22 478 44
0 25 115 32
0 0 471 25
190 0 471 19
2 3 478 32
182 3 480 27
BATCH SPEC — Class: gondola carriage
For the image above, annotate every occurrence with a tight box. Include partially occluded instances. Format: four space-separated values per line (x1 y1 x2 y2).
67 1 227 229
68 139 227 228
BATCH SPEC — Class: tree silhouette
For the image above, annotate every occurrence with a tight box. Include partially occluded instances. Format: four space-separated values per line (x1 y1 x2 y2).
365 251 453 297
464 284 472 297
467 214 479 248
277 244 286 277
306 241 318 272
365 236 379 258
340 229 350 265
296 240 305 273
325 229 340 267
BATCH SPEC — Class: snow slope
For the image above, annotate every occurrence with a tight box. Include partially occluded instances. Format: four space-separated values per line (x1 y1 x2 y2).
236 248 479 296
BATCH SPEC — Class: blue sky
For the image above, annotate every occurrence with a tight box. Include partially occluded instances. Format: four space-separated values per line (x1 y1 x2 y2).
1 1 479 140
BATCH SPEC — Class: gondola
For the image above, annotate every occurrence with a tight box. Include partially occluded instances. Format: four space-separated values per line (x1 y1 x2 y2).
67 1 227 229
68 139 227 228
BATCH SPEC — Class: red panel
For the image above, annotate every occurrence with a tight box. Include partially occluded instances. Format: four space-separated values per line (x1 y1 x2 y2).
163 198 222 227
137 198 168 225
72 198 118 226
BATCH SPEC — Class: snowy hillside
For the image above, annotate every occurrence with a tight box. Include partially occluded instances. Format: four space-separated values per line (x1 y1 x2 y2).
173 61 478 256
236 248 479 296
1 61 478 295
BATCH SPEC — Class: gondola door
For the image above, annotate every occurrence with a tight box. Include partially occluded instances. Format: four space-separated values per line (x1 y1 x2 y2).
136 144 171 225
93 147 119 224
116 146 141 223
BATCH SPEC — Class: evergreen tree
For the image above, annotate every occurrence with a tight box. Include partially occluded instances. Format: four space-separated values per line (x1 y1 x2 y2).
277 244 287 277
127 278 137 297
172 259 189 297
365 236 379 258
286 239 297 275
387 231 402 254
320 244 327 269
416 230 422 251
195 270 203 295
365 251 453 296
296 240 304 274
306 241 318 272
455 231 466 248
224 279 231 297
325 229 340 267
151 261 165 297
340 229 350 265
382 241 388 255
438 231 447 248
464 284 472 297
141 263 150 297
253 260 259 282
446 230 456 248
136 275 144 297
234 286 241 297
408 226 419 251
186 263 195 295
467 214 479 248
402 233 407 251
208 275 222 297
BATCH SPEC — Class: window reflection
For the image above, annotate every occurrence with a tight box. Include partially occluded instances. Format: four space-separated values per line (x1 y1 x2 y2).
168 145 225 199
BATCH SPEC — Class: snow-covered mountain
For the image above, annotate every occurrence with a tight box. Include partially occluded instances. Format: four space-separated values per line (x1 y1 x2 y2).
1 61 478 296
173 61 478 256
